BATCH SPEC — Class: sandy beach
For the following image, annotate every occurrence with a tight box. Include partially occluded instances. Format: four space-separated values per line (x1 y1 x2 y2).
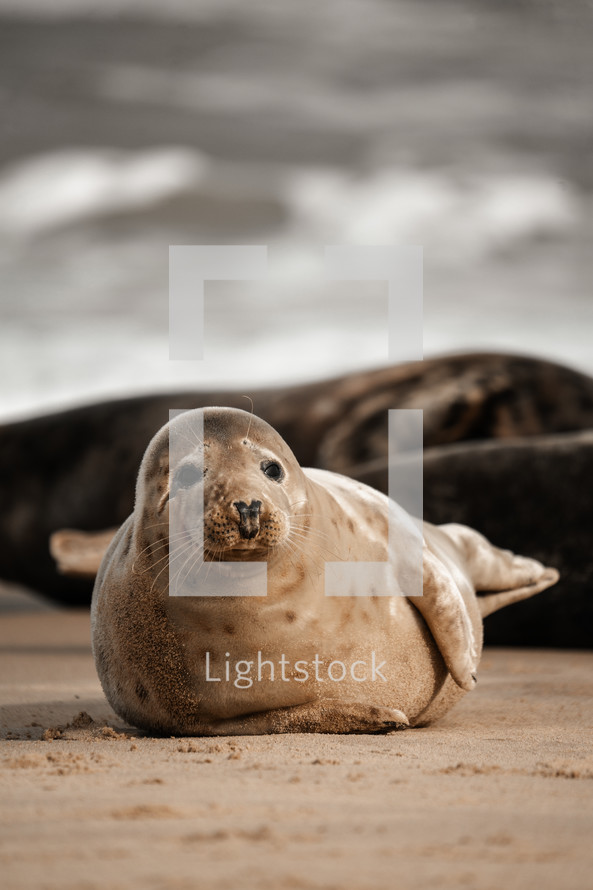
1 585 592 890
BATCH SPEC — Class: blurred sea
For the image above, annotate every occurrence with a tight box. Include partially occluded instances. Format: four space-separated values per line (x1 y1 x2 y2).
0 0 592 420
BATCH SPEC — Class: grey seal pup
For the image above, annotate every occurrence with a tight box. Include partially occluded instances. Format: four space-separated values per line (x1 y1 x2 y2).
90 407 558 735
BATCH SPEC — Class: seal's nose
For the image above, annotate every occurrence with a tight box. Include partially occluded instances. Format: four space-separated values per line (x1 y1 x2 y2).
233 500 262 540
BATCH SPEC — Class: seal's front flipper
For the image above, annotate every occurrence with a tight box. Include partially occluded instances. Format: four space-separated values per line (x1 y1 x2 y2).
50 528 117 577
411 548 478 692
199 701 410 736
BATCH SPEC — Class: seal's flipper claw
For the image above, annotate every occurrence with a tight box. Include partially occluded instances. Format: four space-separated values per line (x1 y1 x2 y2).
364 707 410 732
372 718 410 734
478 566 560 618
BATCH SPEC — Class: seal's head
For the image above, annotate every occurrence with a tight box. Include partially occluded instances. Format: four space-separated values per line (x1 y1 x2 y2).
134 407 309 581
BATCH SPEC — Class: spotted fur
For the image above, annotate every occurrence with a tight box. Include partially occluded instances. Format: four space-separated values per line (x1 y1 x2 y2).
90 408 559 736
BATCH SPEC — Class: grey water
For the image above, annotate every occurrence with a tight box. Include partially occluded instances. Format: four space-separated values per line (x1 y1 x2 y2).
0 0 592 420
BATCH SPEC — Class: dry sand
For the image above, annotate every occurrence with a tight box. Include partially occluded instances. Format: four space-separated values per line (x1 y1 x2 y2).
1 584 592 890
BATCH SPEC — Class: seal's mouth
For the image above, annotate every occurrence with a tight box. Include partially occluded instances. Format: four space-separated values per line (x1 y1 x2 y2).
204 542 273 561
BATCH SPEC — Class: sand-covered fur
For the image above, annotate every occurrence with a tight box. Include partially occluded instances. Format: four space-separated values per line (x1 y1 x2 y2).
88 408 558 736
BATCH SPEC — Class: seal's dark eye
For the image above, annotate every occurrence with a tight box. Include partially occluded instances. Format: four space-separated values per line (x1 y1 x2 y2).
261 460 283 482
172 464 203 491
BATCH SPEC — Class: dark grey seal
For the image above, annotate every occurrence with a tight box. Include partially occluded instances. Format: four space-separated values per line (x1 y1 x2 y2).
1 352 592 648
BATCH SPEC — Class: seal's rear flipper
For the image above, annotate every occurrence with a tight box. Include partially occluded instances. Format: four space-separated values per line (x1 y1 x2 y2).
50 528 117 578
438 523 561 619
478 568 560 618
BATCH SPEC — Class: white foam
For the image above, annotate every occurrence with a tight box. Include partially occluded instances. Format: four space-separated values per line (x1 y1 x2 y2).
286 168 579 261
0 146 589 421
0 147 207 235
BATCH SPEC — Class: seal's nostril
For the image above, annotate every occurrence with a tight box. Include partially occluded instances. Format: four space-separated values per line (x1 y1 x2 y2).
234 500 262 539
234 500 261 518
